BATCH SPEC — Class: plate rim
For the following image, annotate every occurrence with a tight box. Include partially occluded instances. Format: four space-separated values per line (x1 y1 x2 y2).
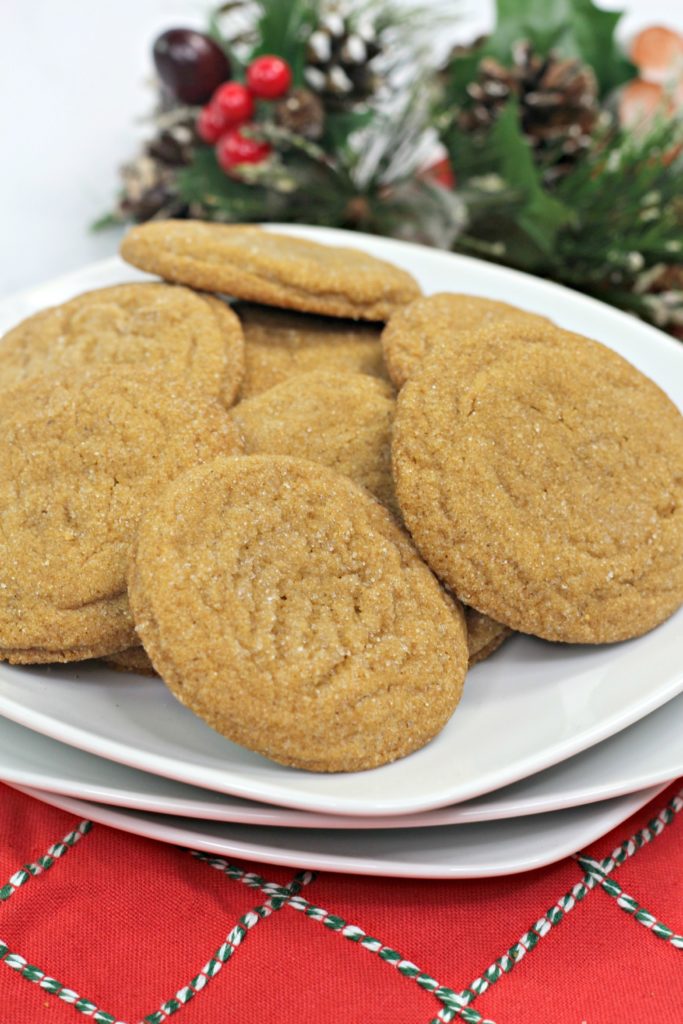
8 782 670 879
0 651 681 817
0 695 681 827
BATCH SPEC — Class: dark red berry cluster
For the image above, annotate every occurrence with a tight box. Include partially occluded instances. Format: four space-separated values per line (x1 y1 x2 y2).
197 56 293 172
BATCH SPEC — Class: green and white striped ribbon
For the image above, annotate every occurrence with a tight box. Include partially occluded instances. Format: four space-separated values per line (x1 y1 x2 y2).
0 946 125 1023
0 820 91 902
192 851 489 1021
143 902 275 1023
141 859 317 1024
0 819 125 1022
577 854 683 949
0 786 681 1024
428 786 683 1022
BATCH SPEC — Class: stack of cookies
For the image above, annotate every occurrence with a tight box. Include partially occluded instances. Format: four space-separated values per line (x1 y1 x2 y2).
1 221 682 774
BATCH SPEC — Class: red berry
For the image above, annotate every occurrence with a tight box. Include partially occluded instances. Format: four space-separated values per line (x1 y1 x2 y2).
216 128 272 171
197 104 227 143
212 81 254 126
246 55 292 99
153 28 230 105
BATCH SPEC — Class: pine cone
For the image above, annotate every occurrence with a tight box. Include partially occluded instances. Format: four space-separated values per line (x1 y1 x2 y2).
275 88 325 139
304 10 381 108
118 155 187 222
146 122 197 166
459 41 599 183
118 111 198 222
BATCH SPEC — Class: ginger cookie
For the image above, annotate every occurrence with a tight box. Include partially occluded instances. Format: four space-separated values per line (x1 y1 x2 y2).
232 369 504 648
465 609 511 666
381 292 551 388
104 647 157 677
0 369 242 664
231 370 397 514
0 283 245 408
201 294 246 406
120 221 421 320
129 455 469 772
235 303 388 398
393 325 683 644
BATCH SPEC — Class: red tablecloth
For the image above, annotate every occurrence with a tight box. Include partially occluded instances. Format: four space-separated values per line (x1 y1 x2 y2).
1 779 682 1024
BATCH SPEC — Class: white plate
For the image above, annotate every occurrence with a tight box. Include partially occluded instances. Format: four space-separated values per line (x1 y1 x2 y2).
0 227 682 818
9 783 669 879
0 695 681 828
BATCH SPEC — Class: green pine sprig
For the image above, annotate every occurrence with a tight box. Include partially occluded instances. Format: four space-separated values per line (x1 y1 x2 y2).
450 103 683 324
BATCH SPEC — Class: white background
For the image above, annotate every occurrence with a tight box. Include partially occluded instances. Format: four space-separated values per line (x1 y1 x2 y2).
1 0 681 298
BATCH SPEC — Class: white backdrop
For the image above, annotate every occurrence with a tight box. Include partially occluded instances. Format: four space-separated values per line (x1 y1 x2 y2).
1 0 680 297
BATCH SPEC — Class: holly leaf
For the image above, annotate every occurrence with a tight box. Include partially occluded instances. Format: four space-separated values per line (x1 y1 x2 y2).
453 101 575 270
177 144 355 225
206 3 247 77
485 0 634 96
90 211 122 232
491 101 575 251
177 147 236 203
177 147 284 219
441 43 485 114
249 0 318 87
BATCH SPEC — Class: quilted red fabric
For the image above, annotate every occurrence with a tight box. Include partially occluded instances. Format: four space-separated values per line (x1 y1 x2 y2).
1 780 682 1024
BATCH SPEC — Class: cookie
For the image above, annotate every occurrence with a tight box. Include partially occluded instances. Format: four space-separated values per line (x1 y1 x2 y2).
231 370 398 514
381 292 552 388
201 294 247 406
392 323 683 643
0 369 242 663
465 608 511 666
129 455 469 772
0 283 245 408
232 369 510 644
120 221 421 320
235 303 388 398
104 647 158 676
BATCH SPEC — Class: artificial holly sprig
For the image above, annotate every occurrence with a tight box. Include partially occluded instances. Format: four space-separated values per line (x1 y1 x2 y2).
197 55 294 173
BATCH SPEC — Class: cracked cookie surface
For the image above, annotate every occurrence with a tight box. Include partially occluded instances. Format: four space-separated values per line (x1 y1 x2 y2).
0 283 245 407
393 325 683 643
129 455 468 772
120 221 421 321
235 303 388 398
231 370 398 515
381 292 552 388
0 369 242 663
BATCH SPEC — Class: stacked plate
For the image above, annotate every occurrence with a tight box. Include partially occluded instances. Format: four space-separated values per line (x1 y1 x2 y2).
0 228 681 879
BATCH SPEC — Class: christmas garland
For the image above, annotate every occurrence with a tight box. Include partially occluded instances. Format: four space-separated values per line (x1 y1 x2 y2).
101 0 683 334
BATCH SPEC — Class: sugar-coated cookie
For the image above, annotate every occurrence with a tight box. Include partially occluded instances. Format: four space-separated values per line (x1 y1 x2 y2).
235 303 388 398
381 292 551 388
393 324 683 643
231 370 397 514
0 369 242 663
103 647 157 676
129 455 469 772
465 608 512 666
0 283 245 407
120 221 421 320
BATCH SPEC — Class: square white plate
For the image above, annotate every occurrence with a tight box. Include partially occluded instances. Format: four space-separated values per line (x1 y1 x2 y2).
0 226 681 817
0 694 681 828
10 782 669 879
